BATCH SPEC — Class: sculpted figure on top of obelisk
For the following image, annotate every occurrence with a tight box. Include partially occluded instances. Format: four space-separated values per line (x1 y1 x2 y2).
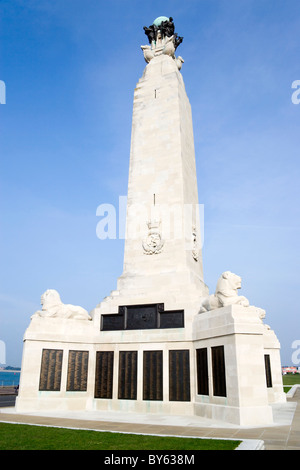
141 16 184 66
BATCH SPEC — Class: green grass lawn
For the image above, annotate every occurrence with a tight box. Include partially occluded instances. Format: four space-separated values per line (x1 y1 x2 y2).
283 374 300 392
282 374 300 386
0 422 240 450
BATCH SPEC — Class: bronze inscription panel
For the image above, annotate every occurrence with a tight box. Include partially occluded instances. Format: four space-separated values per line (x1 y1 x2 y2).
94 351 114 399
212 345 227 397
66 350 89 392
118 351 138 400
39 349 63 391
169 350 191 402
143 350 163 401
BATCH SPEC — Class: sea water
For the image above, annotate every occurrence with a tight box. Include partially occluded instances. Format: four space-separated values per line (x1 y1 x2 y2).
0 371 20 387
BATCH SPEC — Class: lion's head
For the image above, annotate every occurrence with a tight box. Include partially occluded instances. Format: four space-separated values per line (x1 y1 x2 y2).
41 289 62 311
215 271 242 296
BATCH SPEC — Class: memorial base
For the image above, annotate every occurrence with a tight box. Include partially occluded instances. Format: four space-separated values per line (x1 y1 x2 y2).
194 402 273 427
16 305 285 426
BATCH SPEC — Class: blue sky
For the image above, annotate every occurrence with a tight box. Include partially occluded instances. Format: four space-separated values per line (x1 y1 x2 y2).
0 0 299 367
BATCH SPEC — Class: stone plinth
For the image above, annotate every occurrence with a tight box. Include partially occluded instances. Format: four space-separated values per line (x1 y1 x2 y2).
193 305 285 426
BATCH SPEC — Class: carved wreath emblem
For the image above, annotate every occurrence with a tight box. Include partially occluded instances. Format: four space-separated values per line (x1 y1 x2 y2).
142 220 164 255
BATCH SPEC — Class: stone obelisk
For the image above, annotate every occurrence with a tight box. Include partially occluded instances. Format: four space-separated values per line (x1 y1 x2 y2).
95 16 208 330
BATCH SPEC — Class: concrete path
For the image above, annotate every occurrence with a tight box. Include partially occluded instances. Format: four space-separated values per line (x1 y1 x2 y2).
0 390 299 450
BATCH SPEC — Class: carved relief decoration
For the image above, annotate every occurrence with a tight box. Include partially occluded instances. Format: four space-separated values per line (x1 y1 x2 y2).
192 225 199 262
142 219 164 255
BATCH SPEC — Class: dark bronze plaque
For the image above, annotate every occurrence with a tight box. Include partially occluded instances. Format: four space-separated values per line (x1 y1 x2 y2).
159 310 184 328
39 349 63 391
101 303 184 331
264 354 273 388
126 305 157 330
143 351 163 401
94 351 114 399
101 313 124 331
169 350 191 401
118 351 137 400
196 348 209 395
66 350 89 392
212 346 227 397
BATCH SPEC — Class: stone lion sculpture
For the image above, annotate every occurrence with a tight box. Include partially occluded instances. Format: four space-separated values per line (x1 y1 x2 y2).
31 289 91 321
199 271 250 313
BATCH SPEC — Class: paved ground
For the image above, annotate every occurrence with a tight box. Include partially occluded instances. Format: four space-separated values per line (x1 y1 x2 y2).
0 389 299 450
